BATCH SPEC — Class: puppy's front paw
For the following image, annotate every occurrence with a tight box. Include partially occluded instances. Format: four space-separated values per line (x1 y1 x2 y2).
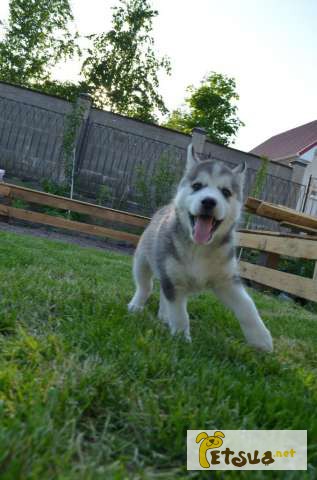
170 325 192 343
127 301 144 313
158 309 170 326
184 332 192 343
247 327 273 353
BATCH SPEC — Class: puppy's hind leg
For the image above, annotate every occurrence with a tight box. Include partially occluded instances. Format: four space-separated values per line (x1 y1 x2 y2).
158 288 170 326
128 252 153 312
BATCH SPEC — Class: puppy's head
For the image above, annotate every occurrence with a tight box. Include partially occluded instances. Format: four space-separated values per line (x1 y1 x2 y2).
174 144 245 245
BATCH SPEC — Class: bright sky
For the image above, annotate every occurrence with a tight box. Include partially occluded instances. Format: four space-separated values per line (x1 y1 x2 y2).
1 0 316 151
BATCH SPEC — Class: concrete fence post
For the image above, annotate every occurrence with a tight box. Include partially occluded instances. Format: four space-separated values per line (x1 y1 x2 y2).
71 93 92 196
75 93 92 166
59 93 92 187
192 127 207 157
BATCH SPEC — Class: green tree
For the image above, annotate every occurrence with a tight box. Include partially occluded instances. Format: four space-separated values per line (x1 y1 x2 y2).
0 0 80 86
82 0 171 121
34 79 83 102
165 72 244 146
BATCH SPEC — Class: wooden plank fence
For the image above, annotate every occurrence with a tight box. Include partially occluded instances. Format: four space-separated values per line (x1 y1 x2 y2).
238 231 317 302
242 197 317 302
245 197 317 233
1 183 317 302
0 182 149 246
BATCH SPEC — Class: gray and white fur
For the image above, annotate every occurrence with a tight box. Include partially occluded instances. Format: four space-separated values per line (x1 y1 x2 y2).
128 144 273 352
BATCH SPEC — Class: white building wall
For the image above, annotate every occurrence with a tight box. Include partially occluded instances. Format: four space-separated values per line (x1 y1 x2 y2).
300 145 317 216
301 145 317 184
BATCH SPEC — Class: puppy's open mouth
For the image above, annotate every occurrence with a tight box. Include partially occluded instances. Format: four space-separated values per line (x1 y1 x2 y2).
189 214 222 244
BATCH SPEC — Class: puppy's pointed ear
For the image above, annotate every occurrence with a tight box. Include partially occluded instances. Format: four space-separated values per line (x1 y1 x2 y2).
232 161 246 184
186 143 200 172
233 161 246 175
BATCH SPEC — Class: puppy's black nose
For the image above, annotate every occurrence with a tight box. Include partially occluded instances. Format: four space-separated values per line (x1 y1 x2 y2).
201 197 217 209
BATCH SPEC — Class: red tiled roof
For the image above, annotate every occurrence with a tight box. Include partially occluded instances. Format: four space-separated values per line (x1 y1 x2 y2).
250 120 317 160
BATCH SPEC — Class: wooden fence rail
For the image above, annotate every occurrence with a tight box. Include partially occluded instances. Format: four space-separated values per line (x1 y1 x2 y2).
245 197 317 233
0 183 149 227
0 203 141 246
0 182 150 246
237 230 317 302
1 184 317 302
241 198 317 302
238 230 317 260
239 262 317 302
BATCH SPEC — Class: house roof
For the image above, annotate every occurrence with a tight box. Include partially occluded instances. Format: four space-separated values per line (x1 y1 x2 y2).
250 120 317 162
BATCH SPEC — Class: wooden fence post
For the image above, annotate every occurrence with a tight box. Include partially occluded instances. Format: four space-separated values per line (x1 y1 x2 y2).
0 177 11 223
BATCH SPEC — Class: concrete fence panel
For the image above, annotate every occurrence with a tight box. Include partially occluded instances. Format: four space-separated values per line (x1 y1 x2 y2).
0 81 305 223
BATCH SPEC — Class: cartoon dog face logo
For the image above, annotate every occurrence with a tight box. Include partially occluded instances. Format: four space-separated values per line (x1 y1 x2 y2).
196 431 225 468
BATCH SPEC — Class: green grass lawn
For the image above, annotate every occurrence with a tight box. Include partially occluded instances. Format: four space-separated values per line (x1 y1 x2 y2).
0 230 316 480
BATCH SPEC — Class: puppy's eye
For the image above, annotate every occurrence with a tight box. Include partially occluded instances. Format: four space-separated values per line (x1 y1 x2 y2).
192 182 203 191
221 187 232 198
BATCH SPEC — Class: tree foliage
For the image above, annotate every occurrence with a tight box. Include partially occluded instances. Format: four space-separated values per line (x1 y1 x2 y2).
0 0 170 122
32 80 83 102
82 0 171 121
165 72 244 146
0 0 80 86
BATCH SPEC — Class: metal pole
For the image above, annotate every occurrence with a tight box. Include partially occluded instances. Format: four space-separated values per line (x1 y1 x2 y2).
301 174 312 213
70 148 76 200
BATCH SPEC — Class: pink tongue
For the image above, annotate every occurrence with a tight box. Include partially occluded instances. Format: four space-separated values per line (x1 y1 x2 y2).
193 217 214 244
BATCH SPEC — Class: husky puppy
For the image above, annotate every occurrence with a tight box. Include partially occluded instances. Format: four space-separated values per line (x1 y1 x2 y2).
128 144 273 352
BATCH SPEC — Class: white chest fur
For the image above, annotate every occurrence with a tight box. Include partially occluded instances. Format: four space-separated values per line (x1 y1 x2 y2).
165 243 235 293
